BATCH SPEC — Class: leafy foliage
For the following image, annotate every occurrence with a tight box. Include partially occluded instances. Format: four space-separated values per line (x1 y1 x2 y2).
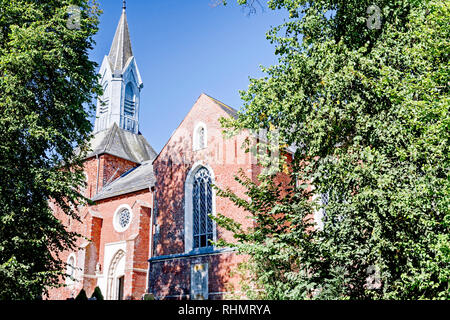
216 0 449 299
0 0 101 300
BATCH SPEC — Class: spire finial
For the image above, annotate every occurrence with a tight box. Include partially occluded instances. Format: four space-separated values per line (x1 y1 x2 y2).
108 0 133 72
123 0 126 11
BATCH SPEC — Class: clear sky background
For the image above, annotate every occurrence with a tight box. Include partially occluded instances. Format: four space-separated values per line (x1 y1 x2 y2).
90 0 285 153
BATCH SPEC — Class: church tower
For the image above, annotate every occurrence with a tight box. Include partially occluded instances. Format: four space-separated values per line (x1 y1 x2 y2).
94 2 143 134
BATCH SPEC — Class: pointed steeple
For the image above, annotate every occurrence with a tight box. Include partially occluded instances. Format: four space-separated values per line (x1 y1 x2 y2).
108 2 133 73
94 2 144 135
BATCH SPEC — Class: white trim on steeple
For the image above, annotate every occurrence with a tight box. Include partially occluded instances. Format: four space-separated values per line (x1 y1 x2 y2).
94 6 143 135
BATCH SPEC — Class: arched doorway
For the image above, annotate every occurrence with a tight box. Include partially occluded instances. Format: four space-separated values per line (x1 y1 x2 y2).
106 250 126 300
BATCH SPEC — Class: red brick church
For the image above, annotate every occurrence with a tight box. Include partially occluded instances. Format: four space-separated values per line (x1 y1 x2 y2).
48 5 294 300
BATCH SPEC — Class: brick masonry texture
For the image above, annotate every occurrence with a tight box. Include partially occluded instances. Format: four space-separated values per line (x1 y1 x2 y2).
150 252 248 300
150 95 266 299
48 94 293 300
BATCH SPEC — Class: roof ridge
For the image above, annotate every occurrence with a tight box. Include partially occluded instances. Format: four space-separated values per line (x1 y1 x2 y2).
202 93 239 119
202 93 238 113
92 162 155 202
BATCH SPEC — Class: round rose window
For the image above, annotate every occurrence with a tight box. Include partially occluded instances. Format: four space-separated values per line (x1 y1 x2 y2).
114 207 133 232
118 209 131 229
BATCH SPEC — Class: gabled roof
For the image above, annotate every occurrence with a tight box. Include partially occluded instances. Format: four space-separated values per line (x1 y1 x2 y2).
152 93 240 163
202 93 238 119
92 160 155 201
108 8 133 73
86 123 157 164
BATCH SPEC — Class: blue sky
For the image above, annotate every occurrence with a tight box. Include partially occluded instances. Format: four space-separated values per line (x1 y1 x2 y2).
90 0 285 152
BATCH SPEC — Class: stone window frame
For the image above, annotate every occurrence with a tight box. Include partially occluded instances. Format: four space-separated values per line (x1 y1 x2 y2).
184 162 217 253
113 204 133 233
193 122 208 151
65 253 77 286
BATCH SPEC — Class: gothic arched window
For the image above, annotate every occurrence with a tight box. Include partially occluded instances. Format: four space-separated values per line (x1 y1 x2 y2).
67 256 75 277
192 167 214 249
198 127 205 149
193 123 207 151
66 254 77 286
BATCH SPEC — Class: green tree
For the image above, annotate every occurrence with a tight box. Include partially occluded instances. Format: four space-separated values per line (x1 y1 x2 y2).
75 288 88 301
0 0 101 300
216 0 449 299
90 286 104 301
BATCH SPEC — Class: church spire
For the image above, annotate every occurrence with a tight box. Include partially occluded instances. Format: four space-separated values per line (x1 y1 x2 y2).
94 3 143 135
108 2 133 73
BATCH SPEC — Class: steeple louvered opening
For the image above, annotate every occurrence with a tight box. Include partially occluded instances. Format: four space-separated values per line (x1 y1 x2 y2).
99 82 110 115
124 83 135 117
122 82 137 133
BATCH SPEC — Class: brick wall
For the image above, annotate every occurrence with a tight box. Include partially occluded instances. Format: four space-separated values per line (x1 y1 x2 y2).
91 190 153 300
150 252 248 300
83 154 138 198
47 94 295 301
151 94 259 299
48 156 153 300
